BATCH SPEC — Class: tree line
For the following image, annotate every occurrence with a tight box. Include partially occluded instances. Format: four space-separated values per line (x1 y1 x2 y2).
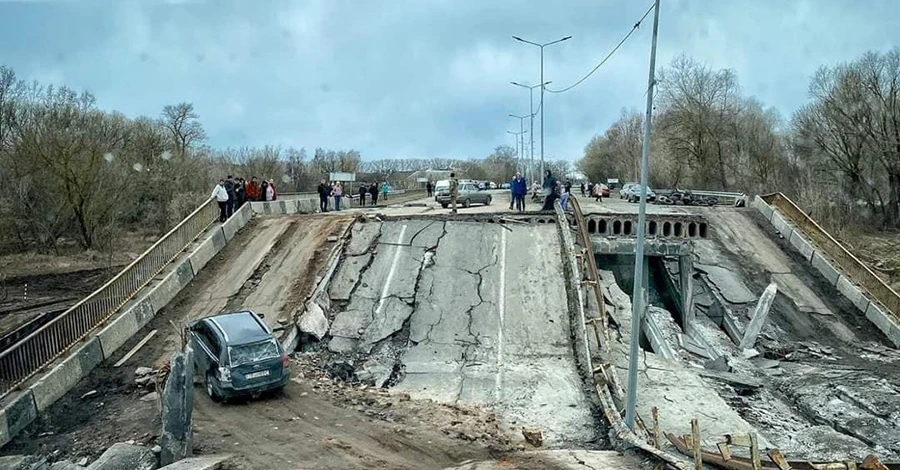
0 65 551 255
578 48 900 231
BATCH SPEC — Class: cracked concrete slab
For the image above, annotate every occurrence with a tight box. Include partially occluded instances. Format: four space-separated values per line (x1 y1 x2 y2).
345 221 381 256
329 220 595 447
329 254 372 301
697 263 757 304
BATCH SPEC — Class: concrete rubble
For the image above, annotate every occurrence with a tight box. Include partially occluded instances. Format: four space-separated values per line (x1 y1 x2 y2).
85 443 157 470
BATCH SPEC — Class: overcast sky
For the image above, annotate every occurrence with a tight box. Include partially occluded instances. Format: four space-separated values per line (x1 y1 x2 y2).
1 0 899 161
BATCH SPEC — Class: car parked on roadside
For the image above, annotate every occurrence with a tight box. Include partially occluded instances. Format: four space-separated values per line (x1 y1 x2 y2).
188 310 290 402
620 183 656 203
436 181 493 208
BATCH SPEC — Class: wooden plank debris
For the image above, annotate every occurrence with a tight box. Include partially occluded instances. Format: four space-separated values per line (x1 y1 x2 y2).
114 329 158 368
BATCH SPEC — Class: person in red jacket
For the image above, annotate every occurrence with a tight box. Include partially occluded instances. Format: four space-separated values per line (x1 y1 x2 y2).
246 176 261 201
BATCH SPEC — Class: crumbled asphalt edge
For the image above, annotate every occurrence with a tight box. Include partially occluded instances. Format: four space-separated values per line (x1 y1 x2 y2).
555 210 612 450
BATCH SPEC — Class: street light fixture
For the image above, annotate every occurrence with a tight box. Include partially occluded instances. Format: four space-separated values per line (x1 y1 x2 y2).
512 35 572 180
510 80 550 184
506 129 528 172
509 113 529 174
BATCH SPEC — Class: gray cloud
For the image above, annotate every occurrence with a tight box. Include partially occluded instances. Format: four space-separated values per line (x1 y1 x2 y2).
1 0 898 160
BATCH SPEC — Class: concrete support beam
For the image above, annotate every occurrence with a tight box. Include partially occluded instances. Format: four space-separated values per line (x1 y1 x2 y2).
739 283 778 350
812 251 840 286
679 254 695 336
837 275 871 313
0 391 37 448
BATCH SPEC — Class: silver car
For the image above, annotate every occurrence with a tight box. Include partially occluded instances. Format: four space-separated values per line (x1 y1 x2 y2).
437 181 493 208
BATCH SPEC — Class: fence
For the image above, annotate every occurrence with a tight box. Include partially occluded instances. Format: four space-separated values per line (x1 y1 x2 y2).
0 198 219 400
761 192 900 320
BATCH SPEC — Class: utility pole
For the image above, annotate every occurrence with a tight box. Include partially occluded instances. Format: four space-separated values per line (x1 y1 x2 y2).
509 113 528 173
624 0 661 431
511 81 549 184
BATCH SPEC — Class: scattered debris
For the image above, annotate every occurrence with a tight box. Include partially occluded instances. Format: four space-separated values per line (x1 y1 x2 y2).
81 390 98 400
521 428 543 447
85 442 156 470
139 392 159 402
114 330 159 368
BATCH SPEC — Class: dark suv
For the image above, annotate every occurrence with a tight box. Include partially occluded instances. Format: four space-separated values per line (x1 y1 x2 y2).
187 310 290 401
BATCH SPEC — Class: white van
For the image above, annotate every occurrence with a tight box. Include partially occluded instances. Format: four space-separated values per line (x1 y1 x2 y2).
434 180 450 201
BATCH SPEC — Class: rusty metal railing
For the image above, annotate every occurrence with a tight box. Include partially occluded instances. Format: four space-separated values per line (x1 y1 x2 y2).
0 198 219 399
568 197 610 346
761 192 900 320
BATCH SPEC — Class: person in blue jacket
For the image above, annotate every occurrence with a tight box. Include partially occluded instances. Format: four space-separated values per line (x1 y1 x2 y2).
513 172 527 212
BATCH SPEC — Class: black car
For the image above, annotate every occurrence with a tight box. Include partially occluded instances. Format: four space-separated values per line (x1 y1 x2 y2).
187 310 290 402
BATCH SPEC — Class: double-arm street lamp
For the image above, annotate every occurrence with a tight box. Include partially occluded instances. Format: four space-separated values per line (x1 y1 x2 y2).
512 35 572 180
506 129 528 172
510 81 550 184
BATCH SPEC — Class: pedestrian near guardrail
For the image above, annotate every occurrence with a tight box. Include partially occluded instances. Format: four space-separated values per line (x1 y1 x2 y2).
449 173 459 214
332 182 343 211
317 180 330 212
211 180 229 222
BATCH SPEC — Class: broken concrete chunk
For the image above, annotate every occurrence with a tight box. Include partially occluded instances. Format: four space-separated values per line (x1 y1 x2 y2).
521 427 543 447
157 455 232 470
50 461 85 470
704 355 731 372
298 301 329 341
135 367 155 377
140 392 159 402
86 443 157 470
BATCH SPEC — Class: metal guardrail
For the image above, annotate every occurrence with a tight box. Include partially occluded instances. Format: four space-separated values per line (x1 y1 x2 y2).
0 198 219 399
568 197 609 347
761 192 900 320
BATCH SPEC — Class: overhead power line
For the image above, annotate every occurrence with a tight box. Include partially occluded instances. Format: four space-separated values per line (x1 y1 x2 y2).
545 2 655 94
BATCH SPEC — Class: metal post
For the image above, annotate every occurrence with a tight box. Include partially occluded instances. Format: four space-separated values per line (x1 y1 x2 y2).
540 46 545 180
529 87 535 184
624 0 661 431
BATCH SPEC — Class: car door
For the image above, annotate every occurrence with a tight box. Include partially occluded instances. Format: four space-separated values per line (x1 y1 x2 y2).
191 321 219 377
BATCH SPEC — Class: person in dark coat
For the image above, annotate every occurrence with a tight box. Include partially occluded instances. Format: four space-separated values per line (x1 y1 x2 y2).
513 172 527 212
359 184 367 206
369 182 379 205
541 170 558 211
317 180 330 212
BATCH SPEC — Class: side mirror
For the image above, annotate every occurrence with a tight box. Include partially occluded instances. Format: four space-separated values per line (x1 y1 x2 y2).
257 313 266 319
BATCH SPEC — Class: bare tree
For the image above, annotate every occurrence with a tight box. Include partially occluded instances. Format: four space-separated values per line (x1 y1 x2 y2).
162 103 206 158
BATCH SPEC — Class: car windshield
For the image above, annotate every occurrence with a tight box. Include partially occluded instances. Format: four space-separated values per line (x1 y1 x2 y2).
228 339 280 367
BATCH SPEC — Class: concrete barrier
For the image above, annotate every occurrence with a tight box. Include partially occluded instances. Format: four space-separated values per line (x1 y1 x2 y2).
187 227 226 275
97 295 156 358
29 338 103 412
0 391 36 447
148 259 194 313
789 231 815 262
298 198 318 213
771 211 793 238
752 195 775 222
222 204 252 242
837 275 871 313
812 251 841 286
865 302 900 347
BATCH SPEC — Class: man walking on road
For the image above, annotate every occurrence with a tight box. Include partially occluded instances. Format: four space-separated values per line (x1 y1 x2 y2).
449 172 459 214
212 180 229 222
317 179 330 212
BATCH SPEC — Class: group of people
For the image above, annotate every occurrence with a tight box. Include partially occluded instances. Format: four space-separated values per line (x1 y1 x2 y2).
316 180 393 212
212 175 278 222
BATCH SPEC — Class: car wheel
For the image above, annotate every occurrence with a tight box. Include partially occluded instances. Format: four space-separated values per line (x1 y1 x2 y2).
463 198 471 208
441 203 448 209
485 196 492 206
206 373 222 403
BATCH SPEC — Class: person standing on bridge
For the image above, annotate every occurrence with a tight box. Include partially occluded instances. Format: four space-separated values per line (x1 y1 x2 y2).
224 175 236 217
512 172 527 212
317 180 330 212
369 182 378 205
564 178 572 195
381 181 391 201
448 172 459 214
332 182 343 211
247 176 260 202
508 174 517 210
541 170 558 211
359 184 367 206
212 180 229 222
426 180 433 198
